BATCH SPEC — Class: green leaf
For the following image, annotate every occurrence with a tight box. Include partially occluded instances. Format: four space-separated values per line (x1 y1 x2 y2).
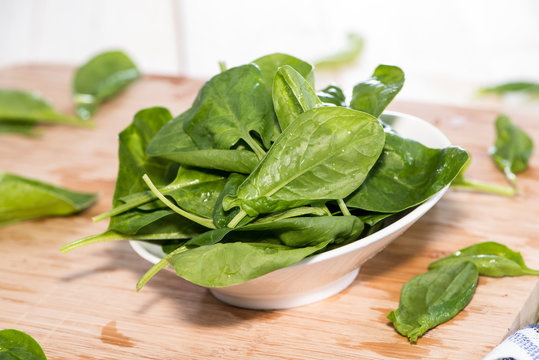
272 65 322 130
0 89 92 128
169 216 363 287
317 85 347 107
183 64 275 158
489 114 533 184
223 107 385 217
313 33 364 70
479 81 539 96
146 111 258 173
73 50 140 120
349 65 405 118
252 53 315 96
0 329 47 360
0 121 41 136
0 172 97 227
346 131 469 212
387 262 478 343
428 241 539 277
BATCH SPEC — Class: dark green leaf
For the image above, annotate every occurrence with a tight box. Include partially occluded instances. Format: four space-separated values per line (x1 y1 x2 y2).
272 65 322 130
428 241 539 277
0 89 91 127
489 114 533 184
313 33 364 69
0 329 47 360
167 179 226 219
387 262 478 343
145 111 197 155
223 107 385 217
252 53 315 96
73 50 140 120
0 121 41 136
349 65 405 118
0 172 97 226
346 131 469 213
317 85 347 107
183 64 275 156
154 149 258 174
479 81 539 96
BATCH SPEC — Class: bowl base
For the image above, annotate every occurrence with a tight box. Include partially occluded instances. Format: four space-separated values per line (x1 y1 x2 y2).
209 268 360 310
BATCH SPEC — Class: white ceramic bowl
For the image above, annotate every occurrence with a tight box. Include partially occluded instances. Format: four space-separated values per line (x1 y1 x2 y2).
130 111 452 310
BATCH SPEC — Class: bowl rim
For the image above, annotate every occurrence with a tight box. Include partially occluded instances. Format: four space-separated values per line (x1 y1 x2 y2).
130 110 451 268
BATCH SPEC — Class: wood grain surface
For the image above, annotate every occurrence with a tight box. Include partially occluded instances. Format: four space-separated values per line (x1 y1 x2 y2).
0 65 538 360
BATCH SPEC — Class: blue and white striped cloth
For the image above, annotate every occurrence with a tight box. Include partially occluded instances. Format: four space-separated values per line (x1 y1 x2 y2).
484 325 539 360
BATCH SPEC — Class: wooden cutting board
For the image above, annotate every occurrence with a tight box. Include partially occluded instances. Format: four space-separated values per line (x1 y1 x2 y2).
1 64 538 360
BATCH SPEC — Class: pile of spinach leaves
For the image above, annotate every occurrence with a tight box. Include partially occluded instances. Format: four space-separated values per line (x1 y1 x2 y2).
388 241 539 343
62 53 470 289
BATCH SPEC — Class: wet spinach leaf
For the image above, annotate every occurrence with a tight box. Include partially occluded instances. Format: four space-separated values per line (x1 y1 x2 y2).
73 50 140 120
346 131 469 212
223 107 385 218
272 65 322 130
169 215 362 287
182 64 275 159
213 173 253 229
0 329 47 360
428 241 539 277
349 65 405 118
317 84 347 107
252 53 315 96
0 89 92 133
0 172 97 227
387 261 478 343
489 114 533 184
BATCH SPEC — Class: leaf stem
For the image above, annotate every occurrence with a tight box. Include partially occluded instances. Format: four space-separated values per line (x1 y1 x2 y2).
142 174 216 229
136 245 188 291
93 193 155 222
337 199 351 216
244 134 266 160
451 177 516 197
227 209 247 228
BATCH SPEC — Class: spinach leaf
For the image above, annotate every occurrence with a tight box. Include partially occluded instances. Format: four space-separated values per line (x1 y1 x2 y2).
146 111 259 173
223 107 385 219
479 81 539 96
387 261 478 343
489 114 533 184
0 121 41 137
73 50 140 120
0 172 97 226
137 215 363 289
169 216 362 287
252 53 315 96
428 241 539 277
182 64 275 158
0 89 92 130
313 33 364 70
317 85 347 107
172 241 330 287
167 179 226 219
349 65 405 118
0 329 47 360
272 65 322 130
111 107 177 206
145 111 197 155
346 131 469 212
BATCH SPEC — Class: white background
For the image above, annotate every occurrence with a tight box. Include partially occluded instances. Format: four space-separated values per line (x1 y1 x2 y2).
1 0 539 108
